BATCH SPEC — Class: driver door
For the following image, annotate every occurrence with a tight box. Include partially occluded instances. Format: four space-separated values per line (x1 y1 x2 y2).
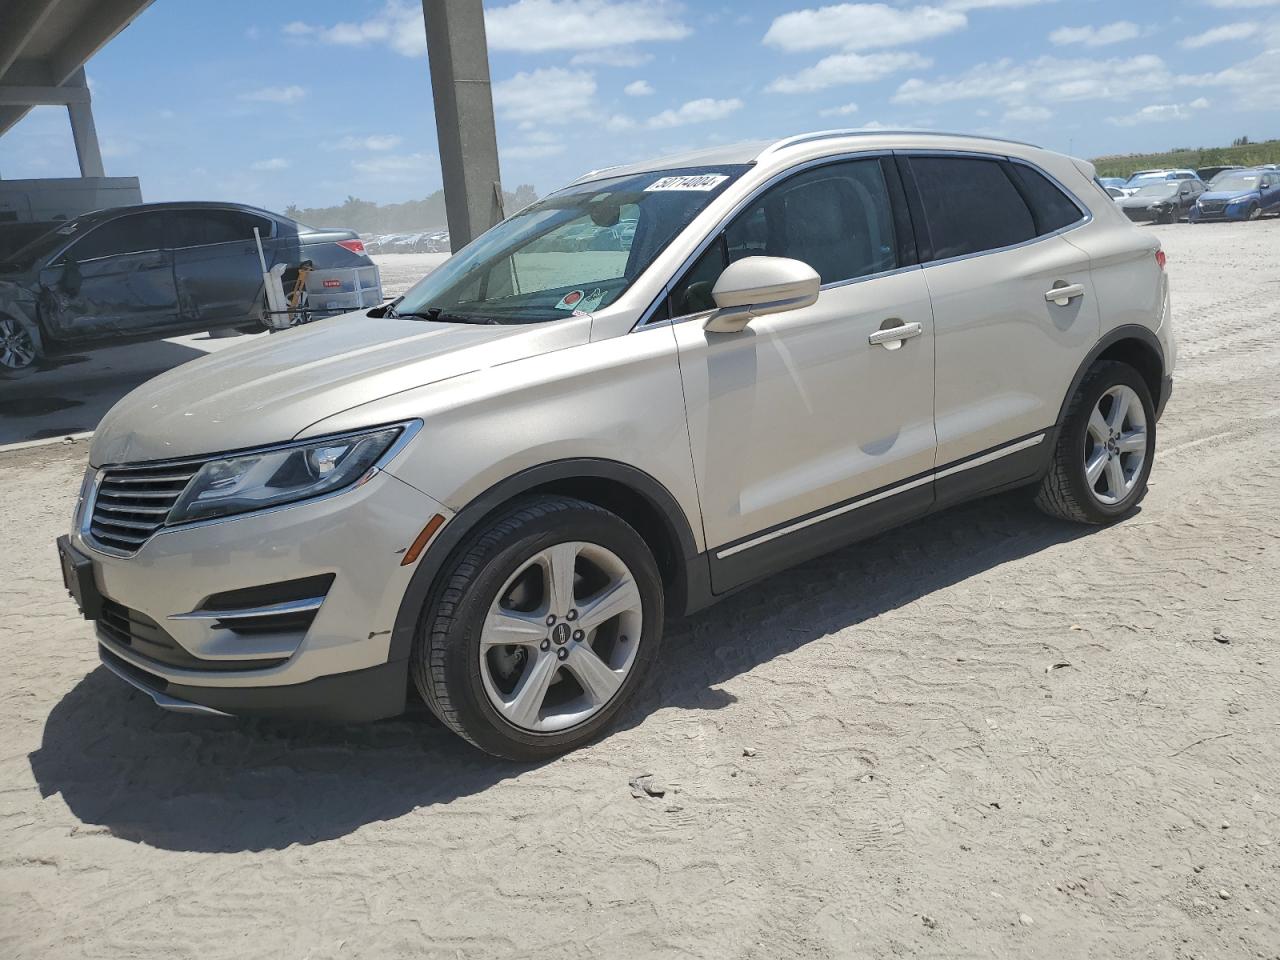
668 157 937 592
38 211 178 343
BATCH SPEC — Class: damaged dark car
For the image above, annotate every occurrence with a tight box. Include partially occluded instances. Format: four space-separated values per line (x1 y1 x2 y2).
0 202 378 375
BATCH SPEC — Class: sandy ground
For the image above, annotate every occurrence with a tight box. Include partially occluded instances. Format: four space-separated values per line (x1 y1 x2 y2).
2 220 1279 959
0 253 446 447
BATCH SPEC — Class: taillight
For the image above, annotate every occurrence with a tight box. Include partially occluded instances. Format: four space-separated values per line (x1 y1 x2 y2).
1155 249 1166 270
336 239 366 255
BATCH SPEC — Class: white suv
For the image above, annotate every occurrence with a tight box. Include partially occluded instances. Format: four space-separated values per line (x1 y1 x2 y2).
57 131 1175 759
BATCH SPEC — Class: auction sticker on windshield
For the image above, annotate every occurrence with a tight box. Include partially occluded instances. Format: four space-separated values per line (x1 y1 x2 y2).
645 174 729 192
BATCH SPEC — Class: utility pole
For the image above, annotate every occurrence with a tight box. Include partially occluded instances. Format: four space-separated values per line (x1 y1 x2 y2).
421 0 504 250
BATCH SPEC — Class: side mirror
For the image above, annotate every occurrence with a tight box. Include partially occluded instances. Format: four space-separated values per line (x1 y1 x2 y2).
704 256 820 334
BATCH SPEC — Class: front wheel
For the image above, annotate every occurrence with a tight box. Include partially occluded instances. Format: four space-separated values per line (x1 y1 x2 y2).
0 313 39 374
1034 361 1156 524
412 495 664 760
1247 203 1262 222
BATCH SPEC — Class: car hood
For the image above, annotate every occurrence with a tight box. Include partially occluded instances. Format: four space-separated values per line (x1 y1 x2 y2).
1117 195 1173 208
1199 189 1258 202
90 312 589 466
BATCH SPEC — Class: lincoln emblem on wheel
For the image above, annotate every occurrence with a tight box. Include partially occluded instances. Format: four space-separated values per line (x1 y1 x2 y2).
58 131 1174 760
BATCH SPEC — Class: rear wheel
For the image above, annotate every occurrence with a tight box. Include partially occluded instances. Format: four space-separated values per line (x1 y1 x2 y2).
1034 361 1155 524
412 495 663 760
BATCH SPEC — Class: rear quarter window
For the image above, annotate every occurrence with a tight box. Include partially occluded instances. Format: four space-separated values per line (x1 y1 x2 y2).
909 156 1036 261
1007 163 1085 235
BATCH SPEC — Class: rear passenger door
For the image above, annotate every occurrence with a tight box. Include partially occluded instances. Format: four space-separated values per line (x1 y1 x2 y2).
169 208 274 328
670 156 937 590
903 153 1099 496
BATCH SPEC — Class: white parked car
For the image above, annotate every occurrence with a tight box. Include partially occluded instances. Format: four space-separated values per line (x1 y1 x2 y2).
59 131 1175 759
1117 168 1199 196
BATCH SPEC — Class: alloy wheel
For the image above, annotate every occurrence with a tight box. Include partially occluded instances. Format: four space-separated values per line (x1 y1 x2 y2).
1084 384 1148 505
0 316 37 370
479 541 643 733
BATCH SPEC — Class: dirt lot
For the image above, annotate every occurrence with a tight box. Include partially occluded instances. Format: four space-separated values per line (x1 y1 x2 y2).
2 220 1278 959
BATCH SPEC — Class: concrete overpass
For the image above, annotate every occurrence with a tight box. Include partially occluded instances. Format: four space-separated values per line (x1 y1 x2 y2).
0 0 156 178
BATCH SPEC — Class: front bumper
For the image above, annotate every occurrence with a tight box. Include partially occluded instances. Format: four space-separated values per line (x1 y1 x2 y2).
1123 207 1166 223
1188 205 1248 222
68 468 451 721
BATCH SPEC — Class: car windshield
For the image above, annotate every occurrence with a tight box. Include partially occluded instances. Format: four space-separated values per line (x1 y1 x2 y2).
1211 174 1260 192
393 165 748 324
0 220 84 272
1134 183 1178 198
1124 173 1163 186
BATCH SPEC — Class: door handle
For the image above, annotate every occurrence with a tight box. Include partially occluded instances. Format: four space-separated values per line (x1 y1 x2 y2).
868 320 922 349
1045 282 1085 306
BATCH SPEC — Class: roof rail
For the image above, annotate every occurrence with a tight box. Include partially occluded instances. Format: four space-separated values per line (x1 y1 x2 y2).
758 129 1041 157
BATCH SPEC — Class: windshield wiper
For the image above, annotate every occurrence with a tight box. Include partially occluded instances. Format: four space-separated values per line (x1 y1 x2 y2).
396 306 500 325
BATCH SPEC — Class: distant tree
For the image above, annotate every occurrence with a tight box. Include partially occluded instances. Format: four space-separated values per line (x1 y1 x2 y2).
1233 135 1251 147
510 184 539 211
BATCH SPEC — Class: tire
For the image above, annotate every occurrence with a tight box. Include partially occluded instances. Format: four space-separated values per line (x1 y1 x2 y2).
1247 204 1262 222
411 495 664 760
0 312 39 374
1034 361 1156 524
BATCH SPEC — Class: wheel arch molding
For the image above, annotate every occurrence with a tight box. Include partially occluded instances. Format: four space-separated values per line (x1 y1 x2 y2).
1057 325 1166 428
387 458 707 665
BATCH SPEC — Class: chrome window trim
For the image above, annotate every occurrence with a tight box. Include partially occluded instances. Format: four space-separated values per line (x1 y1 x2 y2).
634 149 897 330
79 420 423 558
635 146 1093 331
900 150 1093 270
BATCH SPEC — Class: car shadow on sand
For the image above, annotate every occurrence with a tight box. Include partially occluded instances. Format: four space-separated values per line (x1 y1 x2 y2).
30 493 1097 853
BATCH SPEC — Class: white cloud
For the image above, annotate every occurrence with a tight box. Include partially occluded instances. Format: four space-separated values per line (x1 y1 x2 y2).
492 67 597 124
485 0 689 51
624 79 654 96
763 3 967 52
1204 0 1280 7
1182 47 1280 97
1003 104 1053 122
943 0 1056 8
1181 22 1259 47
605 114 637 131
769 51 932 93
239 85 306 104
101 138 139 158
284 1 426 57
351 152 435 181
503 142 568 159
570 48 655 66
646 97 743 128
324 134 403 151
1049 22 1141 47
251 157 290 171
1107 97 1210 126
894 54 1173 105
819 102 861 116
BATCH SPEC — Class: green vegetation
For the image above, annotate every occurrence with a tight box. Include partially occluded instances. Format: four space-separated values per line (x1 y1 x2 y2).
1092 138 1280 178
285 184 538 236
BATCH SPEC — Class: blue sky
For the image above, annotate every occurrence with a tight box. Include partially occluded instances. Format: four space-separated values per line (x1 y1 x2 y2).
1 0 1277 211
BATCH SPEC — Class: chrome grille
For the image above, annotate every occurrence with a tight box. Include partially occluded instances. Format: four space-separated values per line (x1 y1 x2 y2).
89 459 208 553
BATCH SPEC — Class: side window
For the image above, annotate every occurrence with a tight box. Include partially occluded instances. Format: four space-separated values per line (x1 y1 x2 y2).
910 156 1035 260
668 158 899 316
62 212 168 262
1007 163 1084 235
168 209 272 248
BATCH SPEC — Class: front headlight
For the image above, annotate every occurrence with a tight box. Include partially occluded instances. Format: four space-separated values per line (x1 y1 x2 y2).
167 425 407 524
